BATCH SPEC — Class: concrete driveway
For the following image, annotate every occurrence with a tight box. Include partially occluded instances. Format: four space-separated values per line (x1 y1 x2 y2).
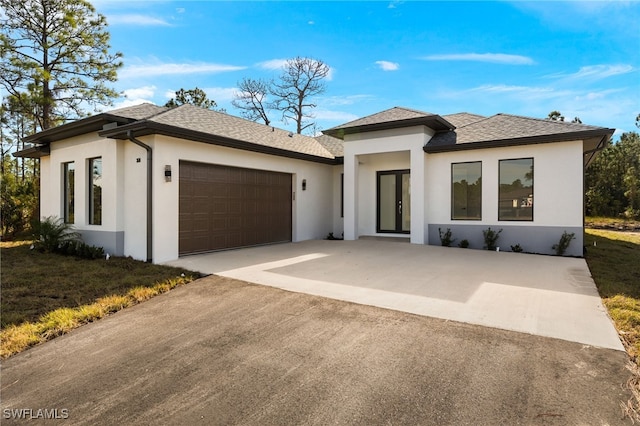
0 276 632 425
169 239 623 351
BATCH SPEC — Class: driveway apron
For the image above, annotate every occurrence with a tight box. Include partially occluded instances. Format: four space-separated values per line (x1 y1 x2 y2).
168 239 623 351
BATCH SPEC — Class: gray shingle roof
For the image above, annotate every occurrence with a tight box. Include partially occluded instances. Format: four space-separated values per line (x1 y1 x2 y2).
146 105 335 159
427 113 614 151
106 103 168 120
323 107 454 138
314 134 344 157
442 112 486 128
329 107 438 129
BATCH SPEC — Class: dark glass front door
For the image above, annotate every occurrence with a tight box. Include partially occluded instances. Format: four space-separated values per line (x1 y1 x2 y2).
377 170 410 233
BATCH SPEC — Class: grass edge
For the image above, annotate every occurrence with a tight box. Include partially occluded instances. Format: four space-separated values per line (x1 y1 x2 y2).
0 275 193 358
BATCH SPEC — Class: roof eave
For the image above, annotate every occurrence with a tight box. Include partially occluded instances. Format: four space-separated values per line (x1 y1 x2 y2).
423 128 615 153
100 121 339 165
23 114 135 145
13 145 51 158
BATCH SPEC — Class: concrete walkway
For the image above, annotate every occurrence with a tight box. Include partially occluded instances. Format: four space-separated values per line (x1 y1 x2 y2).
168 239 623 351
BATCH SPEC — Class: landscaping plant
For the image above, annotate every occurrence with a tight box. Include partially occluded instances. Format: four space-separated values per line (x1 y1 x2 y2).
482 227 502 251
34 216 81 252
552 231 575 256
458 239 469 248
438 227 456 247
510 244 523 253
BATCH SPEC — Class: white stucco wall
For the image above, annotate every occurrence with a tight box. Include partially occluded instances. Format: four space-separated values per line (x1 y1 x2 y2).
342 125 434 242
425 141 584 226
425 140 585 255
41 132 124 255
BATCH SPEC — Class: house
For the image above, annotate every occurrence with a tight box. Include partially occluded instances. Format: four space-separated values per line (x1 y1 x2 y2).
16 104 614 262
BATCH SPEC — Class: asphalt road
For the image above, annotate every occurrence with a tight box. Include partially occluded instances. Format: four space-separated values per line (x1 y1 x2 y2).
1 276 632 425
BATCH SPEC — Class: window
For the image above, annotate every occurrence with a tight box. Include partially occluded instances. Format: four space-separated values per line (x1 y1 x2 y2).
63 162 75 223
499 158 533 221
89 157 102 225
451 162 482 220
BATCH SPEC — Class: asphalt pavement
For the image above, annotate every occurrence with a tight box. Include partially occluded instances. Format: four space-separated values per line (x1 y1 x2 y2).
1 276 632 425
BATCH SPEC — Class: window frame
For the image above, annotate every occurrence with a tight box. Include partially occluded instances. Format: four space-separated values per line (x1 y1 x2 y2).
63 162 75 224
498 157 534 222
88 157 102 225
451 161 482 221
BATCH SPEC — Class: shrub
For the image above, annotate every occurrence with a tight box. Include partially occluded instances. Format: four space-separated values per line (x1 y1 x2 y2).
438 227 456 247
34 216 81 252
510 244 524 253
482 227 503 251
458 239 469 248
552 231 575 256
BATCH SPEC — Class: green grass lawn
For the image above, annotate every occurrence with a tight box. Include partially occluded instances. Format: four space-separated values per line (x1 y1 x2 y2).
584 228 640 364
1 241 199 357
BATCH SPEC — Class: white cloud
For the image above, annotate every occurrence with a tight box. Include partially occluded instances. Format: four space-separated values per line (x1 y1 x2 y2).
123 85 156 99
308 20 315 25
547 64 634 81
108 14 171 26
375 61 399 71
203 87 237 103
176 8 185 14
258 59 289 70
257 58 334 81
421 53 535 65
120 62 246 79
111 97 154 110
320 94 375 106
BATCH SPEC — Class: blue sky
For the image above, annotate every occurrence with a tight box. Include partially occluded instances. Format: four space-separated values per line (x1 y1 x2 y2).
94 1 640 136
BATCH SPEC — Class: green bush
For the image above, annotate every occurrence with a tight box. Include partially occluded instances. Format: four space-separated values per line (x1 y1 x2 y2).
552 231 575 256
482 227 503 251
58 240 105 260
510 244 524 253
438 227 456 247
458 239 469 248
34 216 81 252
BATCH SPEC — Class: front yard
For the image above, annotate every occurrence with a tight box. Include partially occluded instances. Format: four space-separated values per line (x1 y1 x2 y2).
0 241 198 357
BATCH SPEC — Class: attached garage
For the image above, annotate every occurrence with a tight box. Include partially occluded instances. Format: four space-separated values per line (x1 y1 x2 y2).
179 161 292 255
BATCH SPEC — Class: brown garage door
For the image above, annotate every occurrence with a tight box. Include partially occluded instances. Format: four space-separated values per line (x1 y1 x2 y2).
179 161 292 255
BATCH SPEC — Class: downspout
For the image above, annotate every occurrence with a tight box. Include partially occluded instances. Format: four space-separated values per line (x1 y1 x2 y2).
126 130 153 263
583 133 610 251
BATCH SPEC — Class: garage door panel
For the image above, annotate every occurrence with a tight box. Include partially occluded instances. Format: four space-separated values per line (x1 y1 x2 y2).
179 161 292 255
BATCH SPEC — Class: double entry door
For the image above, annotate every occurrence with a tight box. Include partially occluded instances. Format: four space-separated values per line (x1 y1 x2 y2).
377 170 410 233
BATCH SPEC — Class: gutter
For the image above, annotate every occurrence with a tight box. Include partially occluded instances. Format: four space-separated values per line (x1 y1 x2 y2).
126 130 153 263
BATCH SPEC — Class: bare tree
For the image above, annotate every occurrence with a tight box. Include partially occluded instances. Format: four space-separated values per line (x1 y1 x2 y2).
270 57 330 134
232 78 271 125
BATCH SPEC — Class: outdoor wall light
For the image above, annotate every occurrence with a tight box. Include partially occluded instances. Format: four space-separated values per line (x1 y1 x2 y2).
164 165 172 182
302 179 307 191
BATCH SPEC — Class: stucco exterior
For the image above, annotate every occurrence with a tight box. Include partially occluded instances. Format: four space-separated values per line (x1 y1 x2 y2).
25 104 613 263
424 140 585 256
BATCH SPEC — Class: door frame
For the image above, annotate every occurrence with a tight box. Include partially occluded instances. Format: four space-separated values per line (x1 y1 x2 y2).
376 169 410 234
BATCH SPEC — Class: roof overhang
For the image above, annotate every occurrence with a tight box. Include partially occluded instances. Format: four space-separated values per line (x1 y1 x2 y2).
13 145 51 158
22 113 136 145
423 129 615 153
99 121 339 165
323 116 454 139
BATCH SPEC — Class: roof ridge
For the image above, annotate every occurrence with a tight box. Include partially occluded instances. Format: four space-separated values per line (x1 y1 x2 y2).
495 112 605 129
392 106 436 117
